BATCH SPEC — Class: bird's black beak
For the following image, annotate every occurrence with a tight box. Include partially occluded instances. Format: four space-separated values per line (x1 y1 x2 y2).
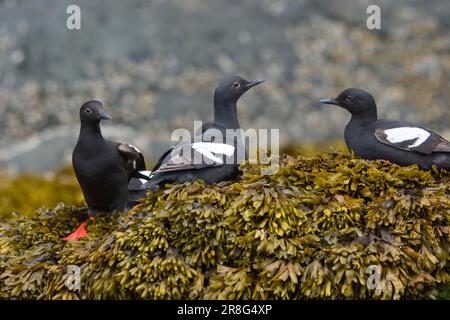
246 79 265 89
99 111 112 120
319 98 339 106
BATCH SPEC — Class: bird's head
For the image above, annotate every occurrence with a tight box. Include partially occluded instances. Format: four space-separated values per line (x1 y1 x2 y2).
319 88 377 117
79 100 112 123
214 75 264 102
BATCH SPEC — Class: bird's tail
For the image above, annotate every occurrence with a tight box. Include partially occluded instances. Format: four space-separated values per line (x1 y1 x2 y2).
127 170 153 205
129 169 163 195
128 170 153 191
140 179 161 191
128 189 148 205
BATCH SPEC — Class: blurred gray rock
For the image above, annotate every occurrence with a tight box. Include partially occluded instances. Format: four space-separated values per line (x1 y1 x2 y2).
0 0 449 172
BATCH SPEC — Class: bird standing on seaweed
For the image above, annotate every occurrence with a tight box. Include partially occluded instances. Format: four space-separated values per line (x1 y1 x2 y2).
319 88 450 169
64 100 149 240
133 75 264 191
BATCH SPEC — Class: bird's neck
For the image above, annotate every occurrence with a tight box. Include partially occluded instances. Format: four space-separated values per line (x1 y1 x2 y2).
79 121 104 141
213 95 240 129
349 110 378 127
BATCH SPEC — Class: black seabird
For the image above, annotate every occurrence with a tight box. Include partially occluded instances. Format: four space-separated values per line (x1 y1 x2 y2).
65 100 149 240
319 88 450 169
135 75 264 190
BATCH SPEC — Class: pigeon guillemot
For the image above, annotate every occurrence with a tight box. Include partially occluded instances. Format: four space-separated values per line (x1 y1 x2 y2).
136 75 264 190
319 88 450 169
65 100 149 240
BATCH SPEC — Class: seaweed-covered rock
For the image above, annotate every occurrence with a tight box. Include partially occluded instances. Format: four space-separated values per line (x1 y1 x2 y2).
0 167 83 219
0 153 449 299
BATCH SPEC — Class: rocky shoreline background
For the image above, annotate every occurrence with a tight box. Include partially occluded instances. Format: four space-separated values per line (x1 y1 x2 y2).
0 0 449 172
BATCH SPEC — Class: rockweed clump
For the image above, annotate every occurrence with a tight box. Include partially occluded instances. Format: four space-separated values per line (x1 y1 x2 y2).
0 153 449 299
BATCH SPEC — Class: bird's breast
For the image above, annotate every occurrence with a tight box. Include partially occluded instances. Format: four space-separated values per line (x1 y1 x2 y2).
73 146 125 180
344 123 373 155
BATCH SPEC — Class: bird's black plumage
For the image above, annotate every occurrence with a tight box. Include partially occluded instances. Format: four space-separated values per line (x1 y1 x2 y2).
73 100 148 216
319 88 450 169
137 75 264 190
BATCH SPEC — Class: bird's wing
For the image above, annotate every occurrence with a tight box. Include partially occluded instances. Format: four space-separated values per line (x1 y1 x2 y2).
115 143 147 177
374 126 450 154
153 140 235 174
150 145 175 172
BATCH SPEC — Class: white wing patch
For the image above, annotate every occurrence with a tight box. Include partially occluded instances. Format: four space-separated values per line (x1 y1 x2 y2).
191 142 235 163
384 127 430 148
138 170 153 184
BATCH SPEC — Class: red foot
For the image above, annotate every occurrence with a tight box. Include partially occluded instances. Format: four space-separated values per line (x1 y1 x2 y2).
63 222 88 241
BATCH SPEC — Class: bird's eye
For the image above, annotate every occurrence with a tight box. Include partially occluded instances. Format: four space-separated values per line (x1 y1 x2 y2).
233 81 240 88
346 96 354 102
86 108 92 114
